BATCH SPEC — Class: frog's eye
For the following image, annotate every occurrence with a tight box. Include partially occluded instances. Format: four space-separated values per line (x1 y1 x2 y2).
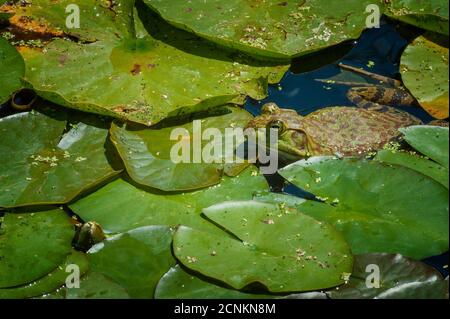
267 120 287 134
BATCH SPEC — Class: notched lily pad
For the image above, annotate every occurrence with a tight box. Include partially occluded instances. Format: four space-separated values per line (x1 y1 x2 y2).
69 167 269 235
0 209 75 288
400 34 449 119
144 0 376 60
0 107 122 208
15 0 287 125
279 157 449 259
328 253 449 299
174 201 353 293
110 106 252 191
87 226 176 299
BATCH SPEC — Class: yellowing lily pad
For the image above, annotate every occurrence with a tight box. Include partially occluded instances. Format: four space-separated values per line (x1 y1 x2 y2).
0 37 24 104
174 201 353 293
400 34 449 119
88 226 176 299
0 107 122 208
69 167 269 235
110 106 252 191
376 126 449 188
0 209 75 288
144 0 375 60
15 0 287 125
385 0 449 35
279 157 449 259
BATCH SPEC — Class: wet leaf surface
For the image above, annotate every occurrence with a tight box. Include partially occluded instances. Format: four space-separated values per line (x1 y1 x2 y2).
110 106 252 191
0 107 122 208
87 226 175 299
144 0 377 60
69 167 268 235
328 253 449 299
279 157 449 259
16 0 287 125
400 34 449 119
0 37 24 104
174 201 353 293
0 209 75 288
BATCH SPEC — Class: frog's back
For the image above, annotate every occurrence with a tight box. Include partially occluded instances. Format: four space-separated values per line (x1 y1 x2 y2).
302 106 421 156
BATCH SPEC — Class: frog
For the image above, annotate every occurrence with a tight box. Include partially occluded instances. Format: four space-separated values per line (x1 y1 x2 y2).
73 221 106 252
246 63 424 162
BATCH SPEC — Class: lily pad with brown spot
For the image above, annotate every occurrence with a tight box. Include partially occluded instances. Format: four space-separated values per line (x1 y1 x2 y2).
13 0 288 125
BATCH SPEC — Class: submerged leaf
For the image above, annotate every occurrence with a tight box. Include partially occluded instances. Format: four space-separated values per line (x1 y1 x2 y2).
87 226 175 299
69 167 268 235
328 253 448 299
111 106 252 191
0 108 121 208
400 34 449 119
0 209 74 288
174 201 353 293
144 0 377 60
0 37 24 104
279 157 449 259
16 0 287 125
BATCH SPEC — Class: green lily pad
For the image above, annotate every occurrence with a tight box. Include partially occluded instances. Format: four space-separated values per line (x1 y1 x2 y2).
279 157 449 259
0 251 89 299
66 272 130 299
0 209 75 288
87 226 175 299
17 0 287 125
174 201 353 293
400 34 449 119
375 126 449 189
400 126 449 169
385 0 449 35
0 107 122 208
328 253 449 299
155 265 275 299
0 37 24 104
69 167 268 235
111 106 252 191
144 0 376 60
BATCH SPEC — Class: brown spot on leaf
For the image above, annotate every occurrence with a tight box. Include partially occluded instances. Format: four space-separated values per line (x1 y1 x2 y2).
131 64 142 76
278 1 288 6
147 63 156 69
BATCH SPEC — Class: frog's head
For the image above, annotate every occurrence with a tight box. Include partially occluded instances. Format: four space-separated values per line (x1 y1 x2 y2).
246 103 309 162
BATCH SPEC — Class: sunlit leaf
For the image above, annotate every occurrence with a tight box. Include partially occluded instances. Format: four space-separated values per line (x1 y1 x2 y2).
400 34 449 119
14 0 287 125
174 201 353 293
